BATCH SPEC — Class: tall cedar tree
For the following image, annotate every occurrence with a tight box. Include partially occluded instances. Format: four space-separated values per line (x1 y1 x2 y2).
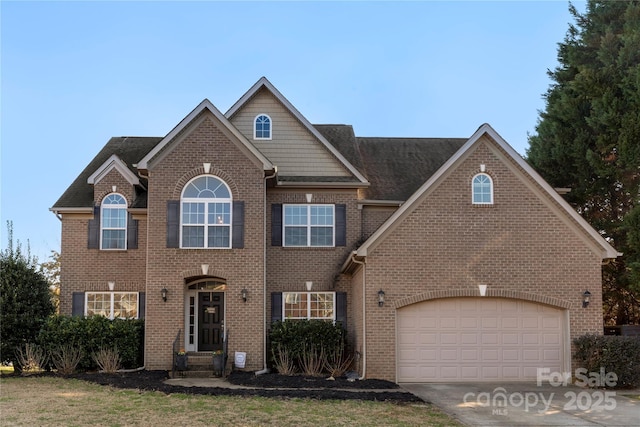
0 223 55 369
527 1 640 324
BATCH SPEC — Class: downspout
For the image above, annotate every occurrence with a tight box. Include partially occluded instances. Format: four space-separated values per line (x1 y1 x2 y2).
256 168 277 376
350 253 367 380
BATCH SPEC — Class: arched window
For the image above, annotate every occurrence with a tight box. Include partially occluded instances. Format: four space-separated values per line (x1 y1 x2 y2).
101 194 127 249
254 114 271 140
181 176 232 248
472 173 493 204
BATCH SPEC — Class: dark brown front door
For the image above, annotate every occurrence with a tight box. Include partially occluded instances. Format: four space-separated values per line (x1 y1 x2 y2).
198 292 224 352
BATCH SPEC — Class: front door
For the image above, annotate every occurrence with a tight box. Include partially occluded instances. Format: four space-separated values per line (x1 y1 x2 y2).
198 292 224 351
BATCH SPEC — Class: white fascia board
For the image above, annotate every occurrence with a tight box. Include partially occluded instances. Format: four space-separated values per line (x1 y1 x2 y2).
137 99 274 171
87 154 140 186
226 77 369 184
356 123 621 260
49 207 93 214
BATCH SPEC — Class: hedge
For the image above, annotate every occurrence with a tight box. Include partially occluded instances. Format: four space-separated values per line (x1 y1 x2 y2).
573 334 640 388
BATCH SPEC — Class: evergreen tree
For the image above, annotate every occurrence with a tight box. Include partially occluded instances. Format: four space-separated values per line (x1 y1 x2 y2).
0 222 56 369
527 1 640 324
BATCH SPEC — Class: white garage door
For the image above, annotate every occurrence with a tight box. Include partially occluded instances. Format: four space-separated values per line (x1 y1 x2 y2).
397 298 565 382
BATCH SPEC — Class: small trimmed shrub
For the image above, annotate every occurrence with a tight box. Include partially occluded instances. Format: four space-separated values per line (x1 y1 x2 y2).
38 315 144 370
269 320 350 375
573 334 640 388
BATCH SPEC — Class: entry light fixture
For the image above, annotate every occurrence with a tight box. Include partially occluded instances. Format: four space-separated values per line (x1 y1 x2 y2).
161 287 168 302
241 288 248 303
582 290 591 308
378 289 385 307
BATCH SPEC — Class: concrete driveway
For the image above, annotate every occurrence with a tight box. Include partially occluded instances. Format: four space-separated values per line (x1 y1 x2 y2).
400 382 640 426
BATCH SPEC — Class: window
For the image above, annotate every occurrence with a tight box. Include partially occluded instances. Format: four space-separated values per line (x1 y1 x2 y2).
85 292 139 319
101 194 127 249
472 173 493 204
254 114 271 140
284 204 334 247
181 176 232 248
283 292 335 320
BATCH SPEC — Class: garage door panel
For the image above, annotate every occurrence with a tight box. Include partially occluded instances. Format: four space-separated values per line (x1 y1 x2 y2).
397 298 565 382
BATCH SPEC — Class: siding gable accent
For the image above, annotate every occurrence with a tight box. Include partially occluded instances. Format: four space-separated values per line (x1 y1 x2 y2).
271 204 283 247
72 292 85 317
166 200 180 248
271 292 283 323
87 205 100 249
232 201 245 249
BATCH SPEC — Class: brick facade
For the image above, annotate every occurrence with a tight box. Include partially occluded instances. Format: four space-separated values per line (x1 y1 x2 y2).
55 80 616 382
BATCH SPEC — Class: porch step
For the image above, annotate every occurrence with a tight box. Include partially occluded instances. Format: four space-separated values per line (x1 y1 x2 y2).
172 352 227 378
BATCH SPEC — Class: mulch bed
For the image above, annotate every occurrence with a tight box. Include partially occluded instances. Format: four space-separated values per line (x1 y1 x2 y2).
58 370 422 403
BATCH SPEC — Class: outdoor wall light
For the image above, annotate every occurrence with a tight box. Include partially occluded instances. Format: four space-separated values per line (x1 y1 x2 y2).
378 289 385 307
161 287 168 302
241 288 248 303
582 290 591 308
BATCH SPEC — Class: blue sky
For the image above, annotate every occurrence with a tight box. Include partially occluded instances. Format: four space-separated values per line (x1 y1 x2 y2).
1 0 585 262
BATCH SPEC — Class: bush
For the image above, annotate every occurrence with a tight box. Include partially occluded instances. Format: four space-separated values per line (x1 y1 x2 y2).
269 320 349 375
573 334 640 388
38 315 144 371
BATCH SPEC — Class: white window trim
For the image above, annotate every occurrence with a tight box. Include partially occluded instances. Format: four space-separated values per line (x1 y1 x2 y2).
180 176 233 249
254 114 272 140
283 204 335 247
472 173 494 205
85 292 139 320
100 193 127 250
282 292 336 321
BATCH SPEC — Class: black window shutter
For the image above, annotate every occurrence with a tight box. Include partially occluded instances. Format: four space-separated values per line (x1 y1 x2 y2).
138 292 145 319
167 200 180 248
271 292 283 323
335 204 347 247
336 292 347 329
127 213 138 249
72 292 85 317
88 205 100 249
271 204 282 247
232 201 245 249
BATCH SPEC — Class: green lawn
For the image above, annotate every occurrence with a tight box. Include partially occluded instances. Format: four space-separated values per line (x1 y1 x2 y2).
0 376 461 427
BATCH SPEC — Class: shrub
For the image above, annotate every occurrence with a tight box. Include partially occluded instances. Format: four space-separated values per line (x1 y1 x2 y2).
269 320 348 375
38 315 144 371
15 343 48 375
93 347 121 373
573 334 640 388
271 344 296 375
51 344 83 376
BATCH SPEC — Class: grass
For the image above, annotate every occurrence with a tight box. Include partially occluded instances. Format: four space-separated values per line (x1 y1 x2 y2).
0 376 461 427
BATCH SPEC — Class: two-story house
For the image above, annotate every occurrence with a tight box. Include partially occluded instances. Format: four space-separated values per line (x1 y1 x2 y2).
51 77 620 382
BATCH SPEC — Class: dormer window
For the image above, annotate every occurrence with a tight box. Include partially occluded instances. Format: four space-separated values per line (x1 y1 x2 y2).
472 173 493 204
254 114 272 140
101 194 127 249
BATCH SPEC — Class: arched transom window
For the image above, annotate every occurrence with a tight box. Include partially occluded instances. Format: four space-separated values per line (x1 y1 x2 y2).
254 114 271 140
472 173 493 205
101 194 127 249
181 176 232 248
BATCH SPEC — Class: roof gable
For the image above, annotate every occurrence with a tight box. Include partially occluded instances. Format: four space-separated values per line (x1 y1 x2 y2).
351 124 621 261
137 99 274 172
226 77 368 184
87 154 140 186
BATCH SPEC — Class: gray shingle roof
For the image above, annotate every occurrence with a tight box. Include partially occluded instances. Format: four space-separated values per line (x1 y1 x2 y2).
52 126 466 210
52 137 162 209
315 125 466 201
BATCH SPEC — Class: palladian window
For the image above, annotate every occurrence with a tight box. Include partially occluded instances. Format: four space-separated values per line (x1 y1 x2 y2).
472 173 493 205
181 176 232 248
